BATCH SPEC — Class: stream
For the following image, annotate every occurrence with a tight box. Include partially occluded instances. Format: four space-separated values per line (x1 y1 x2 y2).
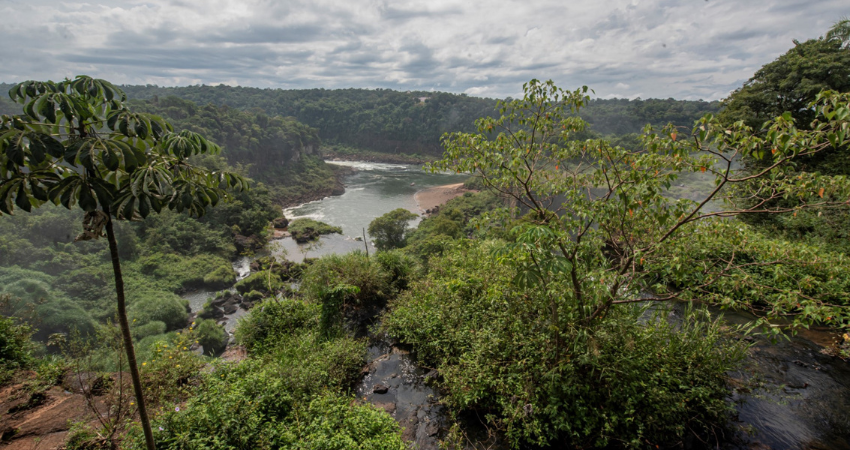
181 160 850 450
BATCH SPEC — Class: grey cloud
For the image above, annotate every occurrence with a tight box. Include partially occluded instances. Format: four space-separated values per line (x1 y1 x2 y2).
204 24 326 44
378 3 462 21
0 0 846 100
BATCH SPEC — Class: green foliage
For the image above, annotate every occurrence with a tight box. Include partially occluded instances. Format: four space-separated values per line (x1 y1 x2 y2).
141 380 403 450
132 321 167 340
373 249 419 292
431 79 850 331
234 271 284 295
193 319 228 356
300 252 392 308
383 242 748 448
116 84 719 157
132 252 236 291
406 191 501 246
718 33 850 254
133 297 404 449
128 292 188 331
0 302 34 382
235 299 320 352
719 38 850 134
140 332 207 408
368 208 418 250
653 220 850 330
287 218 342 243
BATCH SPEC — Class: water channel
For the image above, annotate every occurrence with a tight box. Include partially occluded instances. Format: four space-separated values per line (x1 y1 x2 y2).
182 160 850 450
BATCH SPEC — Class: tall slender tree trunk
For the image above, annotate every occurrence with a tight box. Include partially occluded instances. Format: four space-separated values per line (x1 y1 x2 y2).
103 210 156 450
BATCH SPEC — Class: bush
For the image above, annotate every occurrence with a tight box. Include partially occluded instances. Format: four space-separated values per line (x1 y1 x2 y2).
383 241 747 448
130 297 400 449
374 249 418 292
653 220 850 329
368 208 418 250
194 319 228 356
128 291 189 331
132 320 167 340
235 299 320 353
34 299 98 341
234 271 284 295
300 252 392 308
136 371 404 449
0 310 34 382
202 264 237 289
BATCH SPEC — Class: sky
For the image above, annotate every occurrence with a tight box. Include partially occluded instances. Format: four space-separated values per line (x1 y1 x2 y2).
0 0 845 101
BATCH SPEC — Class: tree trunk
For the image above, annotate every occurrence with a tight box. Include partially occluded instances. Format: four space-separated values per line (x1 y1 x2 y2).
104 212 156 450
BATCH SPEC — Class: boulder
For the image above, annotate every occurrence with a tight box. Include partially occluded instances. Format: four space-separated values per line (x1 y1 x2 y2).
272 216 289 229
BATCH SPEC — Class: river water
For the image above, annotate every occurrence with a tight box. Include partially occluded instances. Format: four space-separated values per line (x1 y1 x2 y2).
274 161 468 262
182 160 850 449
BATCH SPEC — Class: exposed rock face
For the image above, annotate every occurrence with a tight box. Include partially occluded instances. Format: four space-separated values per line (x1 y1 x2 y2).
0 378 112 449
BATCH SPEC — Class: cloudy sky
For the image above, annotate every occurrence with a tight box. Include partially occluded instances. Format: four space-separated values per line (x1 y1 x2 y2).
0 0 845 100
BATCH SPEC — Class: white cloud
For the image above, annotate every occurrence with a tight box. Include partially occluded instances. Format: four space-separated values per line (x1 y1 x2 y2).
0 0 845 100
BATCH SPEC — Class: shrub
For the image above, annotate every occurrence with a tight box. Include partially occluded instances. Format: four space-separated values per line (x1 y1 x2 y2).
300 252 392 308
374 249 419 292
202 264 237 289
34 299 98 341
235 299 320 353
129 297 399 449
132 321 167 340
383 241 747 448
0 310 34 383
128 291 189 331
653 220 850 329
234 271 284 295
194 319 228 356
368 208 418 250
136 371 404 449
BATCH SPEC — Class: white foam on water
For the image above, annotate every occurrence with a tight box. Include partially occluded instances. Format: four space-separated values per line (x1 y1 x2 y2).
325 160 412 171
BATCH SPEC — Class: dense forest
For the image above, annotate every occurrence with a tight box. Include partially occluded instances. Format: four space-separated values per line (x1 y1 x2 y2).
2 20 850 450
113 84 719 155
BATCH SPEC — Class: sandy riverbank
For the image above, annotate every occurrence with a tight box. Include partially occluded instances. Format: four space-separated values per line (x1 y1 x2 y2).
414 183 470 212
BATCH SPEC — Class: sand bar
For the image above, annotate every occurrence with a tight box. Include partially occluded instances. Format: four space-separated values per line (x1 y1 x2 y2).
414 183 470 213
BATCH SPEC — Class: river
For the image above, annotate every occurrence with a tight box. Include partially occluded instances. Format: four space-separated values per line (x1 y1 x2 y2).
273 161 468 262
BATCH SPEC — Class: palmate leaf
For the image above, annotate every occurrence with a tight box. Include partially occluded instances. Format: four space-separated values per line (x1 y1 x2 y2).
160 130 220 158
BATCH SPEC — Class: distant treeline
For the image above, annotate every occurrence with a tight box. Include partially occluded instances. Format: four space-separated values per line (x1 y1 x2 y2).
111 84 720 154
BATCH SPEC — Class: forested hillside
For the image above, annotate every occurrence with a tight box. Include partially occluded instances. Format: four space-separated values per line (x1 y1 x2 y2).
112 84 719 154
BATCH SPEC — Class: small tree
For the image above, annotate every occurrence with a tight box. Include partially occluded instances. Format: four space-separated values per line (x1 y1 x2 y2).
368 208 418 250
432 79 850 343
0 76 248 450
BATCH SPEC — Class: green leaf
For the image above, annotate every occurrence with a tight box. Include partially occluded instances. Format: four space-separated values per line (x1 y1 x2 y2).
29 132 64 158
15 181 31 212
78 184 97 211
5 138 24 165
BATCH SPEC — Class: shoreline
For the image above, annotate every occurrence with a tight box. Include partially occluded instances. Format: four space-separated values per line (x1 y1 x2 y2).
414 183 471 213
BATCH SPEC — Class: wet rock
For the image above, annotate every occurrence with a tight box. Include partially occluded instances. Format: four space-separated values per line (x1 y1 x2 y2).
198 305 224 320
222 300 239 315
373 401 396 414
272 216 289 229
372 383 389 394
